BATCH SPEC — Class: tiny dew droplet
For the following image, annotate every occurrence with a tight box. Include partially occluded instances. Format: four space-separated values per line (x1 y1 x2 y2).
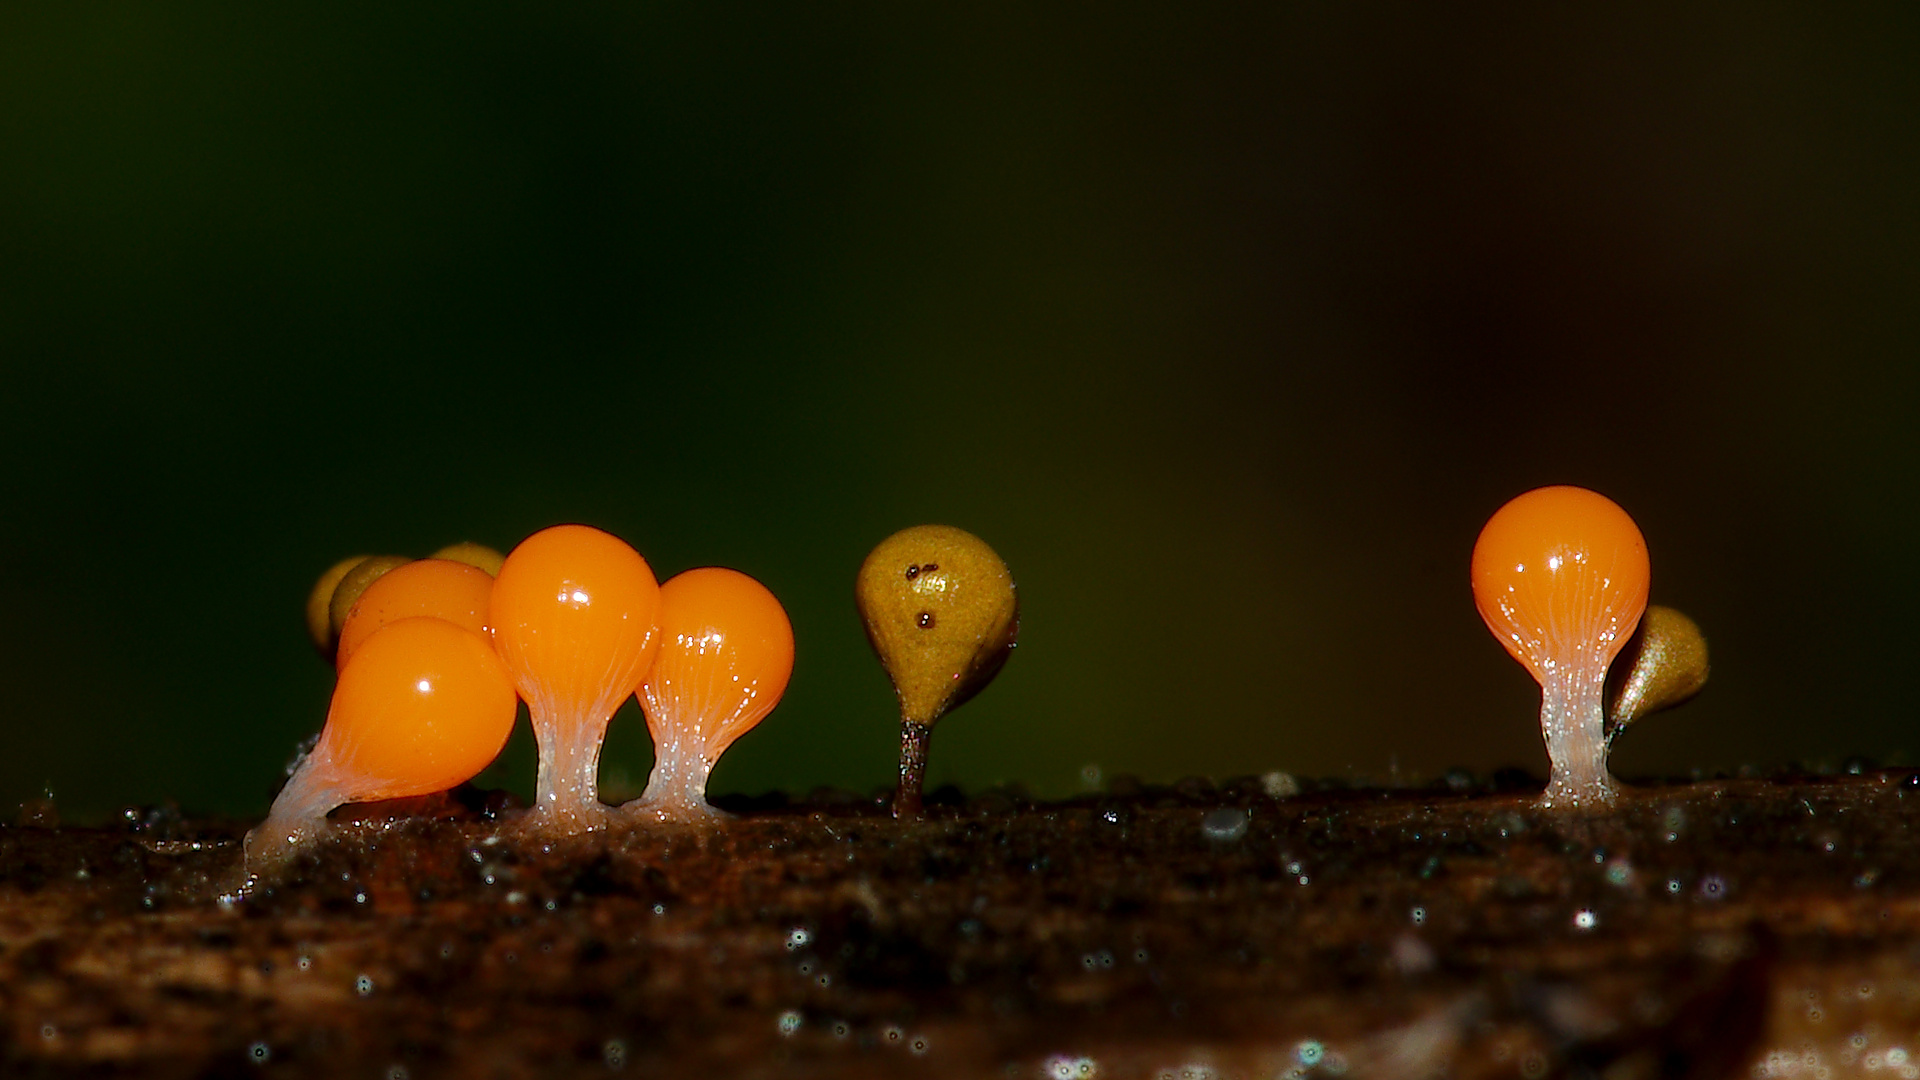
1200 807 1249 843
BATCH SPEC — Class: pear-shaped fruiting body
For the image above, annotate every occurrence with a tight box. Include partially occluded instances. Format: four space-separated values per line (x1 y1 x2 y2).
628 567 794 824
305 555 371 656
430 541 507 577
325 555 412 654
490 525 660 834
1472 486 1649 810
1607 604 1709 746
336 558 495 672
244 616 517 875
856 525 1018 817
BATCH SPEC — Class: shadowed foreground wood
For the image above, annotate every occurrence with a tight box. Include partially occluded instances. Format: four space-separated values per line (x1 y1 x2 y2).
1 772 1917 1078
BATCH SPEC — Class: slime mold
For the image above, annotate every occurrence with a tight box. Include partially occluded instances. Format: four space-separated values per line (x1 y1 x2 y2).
305 554 370 655
335 558 495 672
243 616 517 876
307 544 502 659
628 567 795 824
1471 485 1649 809
1607 604 1710 747
325 555 412 653
490 524 660 834
857 525 1018 817
430 541 507 577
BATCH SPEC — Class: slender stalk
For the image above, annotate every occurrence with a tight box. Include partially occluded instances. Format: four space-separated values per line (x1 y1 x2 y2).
530 705 613 833
627 729 725 824
243 765 340 878
1538 666 1619 810
893 720 931 818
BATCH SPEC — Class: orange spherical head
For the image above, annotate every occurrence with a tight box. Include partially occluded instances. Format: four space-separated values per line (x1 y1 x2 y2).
490 524 661 833
1471 485 1649 808
630 567 795 823
336 559 495 672
325 555 412 651
318 617 517 797
244 617 517 874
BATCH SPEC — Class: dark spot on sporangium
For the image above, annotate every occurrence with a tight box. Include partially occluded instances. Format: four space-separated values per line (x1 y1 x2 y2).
905 565 920 580
917 612 936 629
921 563 938 573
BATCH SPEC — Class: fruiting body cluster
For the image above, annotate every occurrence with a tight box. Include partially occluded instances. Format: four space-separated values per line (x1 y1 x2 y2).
252 527 793 875
489 528 794 833
252 487 1712 883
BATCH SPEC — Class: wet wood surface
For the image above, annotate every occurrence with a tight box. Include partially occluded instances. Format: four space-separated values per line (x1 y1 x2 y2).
1 771 1917 1078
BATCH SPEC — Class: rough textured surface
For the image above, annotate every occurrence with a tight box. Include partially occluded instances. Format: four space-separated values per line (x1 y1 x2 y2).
2 772 1919 1079
854 524 1018 729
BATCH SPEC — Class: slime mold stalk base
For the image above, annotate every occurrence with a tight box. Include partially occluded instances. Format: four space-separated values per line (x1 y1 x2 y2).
894 720 932 818
1537 668 1619 810
240 772 337 878
624 732 726 824
527 697 615 833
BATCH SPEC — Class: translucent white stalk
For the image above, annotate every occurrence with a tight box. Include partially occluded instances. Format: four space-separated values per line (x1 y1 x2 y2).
525 688 617 834
1537 665 1618 809
626 721 727 825
240 756 346 879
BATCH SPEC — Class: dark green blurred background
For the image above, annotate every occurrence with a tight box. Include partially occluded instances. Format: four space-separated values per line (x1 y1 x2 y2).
2 7 1916 820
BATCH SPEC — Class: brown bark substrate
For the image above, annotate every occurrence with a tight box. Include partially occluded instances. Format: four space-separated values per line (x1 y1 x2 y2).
0 771 1915 1079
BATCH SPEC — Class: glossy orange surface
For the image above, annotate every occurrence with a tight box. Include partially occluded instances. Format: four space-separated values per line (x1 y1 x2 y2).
312 616 518 802
641 567 795 764
1471 485 1650 685
335 559 495 672
490 524 660 829
490 525 661 714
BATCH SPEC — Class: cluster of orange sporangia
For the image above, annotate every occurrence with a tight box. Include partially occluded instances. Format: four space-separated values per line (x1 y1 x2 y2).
245 525 794 877
244 489 1708 884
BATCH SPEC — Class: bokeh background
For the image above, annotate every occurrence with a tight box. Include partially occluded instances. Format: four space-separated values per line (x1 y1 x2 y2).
2 7 1916 820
